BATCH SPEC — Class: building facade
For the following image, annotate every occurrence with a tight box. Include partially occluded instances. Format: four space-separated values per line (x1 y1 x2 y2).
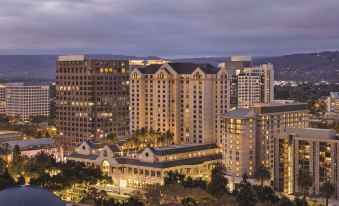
222 103 309 187
0 84 5 115
219 56 274 108
4 82 49 121
327 92 339 115
68 141 221 189
56 55 129 151
274 128 339 199
130 62 230 145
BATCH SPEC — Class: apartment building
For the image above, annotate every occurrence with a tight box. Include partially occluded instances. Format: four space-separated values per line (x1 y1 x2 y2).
130 62 230 145
68 141 221 189
219 56 274 108
0 84 5 114
4 82 49 121
274 128 339 199
56 55 129 151
222 102 309 187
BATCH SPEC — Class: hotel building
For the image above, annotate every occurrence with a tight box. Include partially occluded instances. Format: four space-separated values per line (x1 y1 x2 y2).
130 62 230 145
56 55 129 151
4 82 50 121
221 103 309 187
219 56 274 108
68 141 221 189
274 128 339 199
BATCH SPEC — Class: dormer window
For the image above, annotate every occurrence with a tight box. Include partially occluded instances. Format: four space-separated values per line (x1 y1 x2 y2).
145 152 149 157
103 150 107 156
158 72 164 79
82 146 86 150
132 73 138 79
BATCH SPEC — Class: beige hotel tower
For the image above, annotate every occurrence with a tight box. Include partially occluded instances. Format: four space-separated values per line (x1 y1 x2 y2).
130 62 230 145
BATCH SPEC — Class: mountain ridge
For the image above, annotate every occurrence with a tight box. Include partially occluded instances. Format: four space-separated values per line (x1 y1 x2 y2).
0 51 338 83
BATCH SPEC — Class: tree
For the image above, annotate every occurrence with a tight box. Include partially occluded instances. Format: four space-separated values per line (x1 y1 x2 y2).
105 133 118 145
236 173 257 206
253 185 279 204
253 164 271 187
17 175 25 185
297 170 313 206
0 158 7 175
208 163 228 197
181 197 197 206
13 145 21 161
277 196 295 206
164 171 185 185
0 169 16 190
320 180 335 206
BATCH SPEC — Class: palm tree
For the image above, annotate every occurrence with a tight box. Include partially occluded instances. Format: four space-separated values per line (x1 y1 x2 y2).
164 130 174 145
298 169 313 206
148 127 157 146
104 133 117 144
253 164 271 187
320 180 335 206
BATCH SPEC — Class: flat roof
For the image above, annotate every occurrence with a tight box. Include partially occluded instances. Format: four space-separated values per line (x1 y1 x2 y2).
2 138 54 149
149 143 218 156
222 108 256 119
0 130 21 135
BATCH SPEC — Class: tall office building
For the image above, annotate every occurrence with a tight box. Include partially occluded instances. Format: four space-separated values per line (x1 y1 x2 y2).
130 62 230 145
56 55 129 151
274 128 339 199
221 102 309 188
219 56 274 108
0 84 5 115
4 82 49 121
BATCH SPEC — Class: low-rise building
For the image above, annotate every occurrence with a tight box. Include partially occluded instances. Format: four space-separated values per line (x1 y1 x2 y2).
274 128 339 199
0 130 22 144
68 141 222 189
1 138 64 162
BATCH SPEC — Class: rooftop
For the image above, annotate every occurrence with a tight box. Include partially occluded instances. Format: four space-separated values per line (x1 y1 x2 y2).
330 92 339 99
0 130 21 136
0 185 65 206
149 143 218 156
138 62 219 75
222 108 256 119
1 138 55 150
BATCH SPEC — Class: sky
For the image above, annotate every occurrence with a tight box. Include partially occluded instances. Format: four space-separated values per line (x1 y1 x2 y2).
0 0 339 58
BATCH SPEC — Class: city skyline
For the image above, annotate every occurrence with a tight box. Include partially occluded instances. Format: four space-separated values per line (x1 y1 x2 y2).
0 0 339 57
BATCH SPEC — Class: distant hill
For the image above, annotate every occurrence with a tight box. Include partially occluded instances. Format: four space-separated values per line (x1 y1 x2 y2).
175 51 339 83
0 51 338 83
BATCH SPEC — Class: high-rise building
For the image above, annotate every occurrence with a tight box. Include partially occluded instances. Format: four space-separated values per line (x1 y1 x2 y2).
56 55 129 151
221 102 309 188
274 128 339 199
130 62 230 145
219 56 274 108
0 84 5 115
326 92 339 115
4 82 49 121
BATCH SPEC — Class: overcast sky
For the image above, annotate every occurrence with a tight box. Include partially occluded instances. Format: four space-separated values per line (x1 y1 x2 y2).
0 0 338 58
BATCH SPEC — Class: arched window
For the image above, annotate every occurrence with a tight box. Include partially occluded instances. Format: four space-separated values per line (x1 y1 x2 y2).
102 160 110 173
158 72 164 79
103 150 107 156
194 72 202 79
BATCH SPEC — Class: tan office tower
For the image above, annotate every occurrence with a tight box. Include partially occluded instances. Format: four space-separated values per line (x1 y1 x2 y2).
219 56 274 108
130 62 230 145
56 55 129 151
0 84 5 114
274 128 339 199
4 82 50 121
221 102 309 188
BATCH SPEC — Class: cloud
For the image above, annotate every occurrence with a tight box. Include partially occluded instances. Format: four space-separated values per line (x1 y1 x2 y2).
0 0 338 57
